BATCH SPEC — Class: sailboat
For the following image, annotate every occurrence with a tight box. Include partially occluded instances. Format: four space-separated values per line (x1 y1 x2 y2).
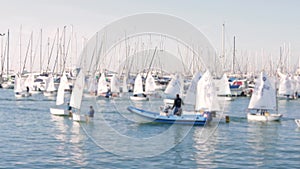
163 74 183 105
121 75 128 93
83 75 98 98
14 74 31 98
278 72 295 100
97 72 109 99
70 69 86 122
145 73 157 95
43 74 57 97
130 73 149 101
214 73 234 101
25 73 40 94
110 74 120 97
127 70 216 126
184 72 202 105
50 73 70 116
247 72 282 121
295 119 300 127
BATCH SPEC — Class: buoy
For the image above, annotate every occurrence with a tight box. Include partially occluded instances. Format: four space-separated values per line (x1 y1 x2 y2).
225 115 230 123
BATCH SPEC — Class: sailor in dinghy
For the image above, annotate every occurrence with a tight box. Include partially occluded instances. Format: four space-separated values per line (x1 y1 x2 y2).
247 72 282 121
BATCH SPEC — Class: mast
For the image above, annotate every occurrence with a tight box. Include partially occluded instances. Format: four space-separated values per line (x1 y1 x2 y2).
0 32 4 76
19 25 22 73
221 23 225 70
6 29 9 77
232 36 235 74
30 32 33 73
40 29 42 73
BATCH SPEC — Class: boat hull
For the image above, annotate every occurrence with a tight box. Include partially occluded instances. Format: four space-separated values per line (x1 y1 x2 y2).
295 119 300 127
50 108 69 116
163 98 174 105
130 96 149 101
44 91 57 97
217 96 234 101
127 106 209 126
15 92 31 98
72 113 87 122
247 113 282 121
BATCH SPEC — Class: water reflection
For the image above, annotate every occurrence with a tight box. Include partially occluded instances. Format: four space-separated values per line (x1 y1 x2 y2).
193 126 218 168
246 122 280 166
50 115 88 166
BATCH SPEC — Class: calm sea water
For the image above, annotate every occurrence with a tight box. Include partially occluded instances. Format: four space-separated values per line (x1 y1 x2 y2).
0 89 300 168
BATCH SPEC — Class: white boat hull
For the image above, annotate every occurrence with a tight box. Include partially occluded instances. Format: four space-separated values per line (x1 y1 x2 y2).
30 90 41 95
50 108 69 116
72 113 87 122
44 91 57 97
295 119 300 127
1 83 14 89
247 113 282 121
130 96 149 101
15 92 31 98
163 98 174 105
217 96 234 101
127 106 211 126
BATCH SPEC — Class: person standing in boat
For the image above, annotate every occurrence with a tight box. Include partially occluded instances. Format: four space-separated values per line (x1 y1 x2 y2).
67 102 72 117
172 94 183 116
88 106 95 118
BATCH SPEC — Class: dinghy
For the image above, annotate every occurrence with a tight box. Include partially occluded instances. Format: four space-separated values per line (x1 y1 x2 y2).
70 70 87 122
278 72 296 100
247 72 282 121
214 73 234 101
50 73 70 116
295 119 300 127
130 74 149 101
128 70 220 126
14 74 31 98
110 74 120 97
43 74 57 97
96 72 110 99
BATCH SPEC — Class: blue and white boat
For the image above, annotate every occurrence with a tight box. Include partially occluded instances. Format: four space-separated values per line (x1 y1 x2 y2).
127 106 211 126
128 70 222 126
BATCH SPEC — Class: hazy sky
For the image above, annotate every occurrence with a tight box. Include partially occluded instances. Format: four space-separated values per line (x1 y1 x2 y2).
1 0 300 71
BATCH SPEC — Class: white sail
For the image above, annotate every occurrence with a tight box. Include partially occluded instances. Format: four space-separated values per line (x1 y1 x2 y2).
97 73 108 94
184 72 202 105
87 76 97 93
122 75 128 93
133 74 144 95
14 74 23 93
56 73 68 105
145 73 157 94
46 75 56 92
24 74 35 91
195 70 220 111
248 72 276 110
215 73 231 96
110 74 120 93
295 76 300 93
164 74 183 98
278 74 293 96
70 70 85 110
